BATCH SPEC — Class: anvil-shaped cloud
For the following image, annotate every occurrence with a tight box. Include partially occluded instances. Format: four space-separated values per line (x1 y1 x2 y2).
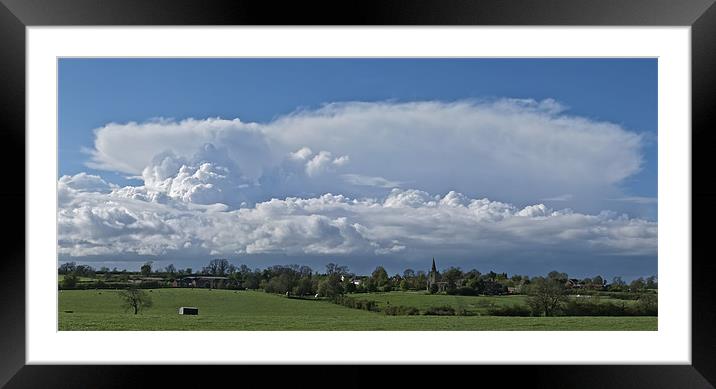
85 99 644 212
58 99 655 270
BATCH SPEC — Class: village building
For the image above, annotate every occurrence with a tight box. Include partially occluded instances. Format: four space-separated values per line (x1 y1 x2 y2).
340 275 364 286
565 279 583 289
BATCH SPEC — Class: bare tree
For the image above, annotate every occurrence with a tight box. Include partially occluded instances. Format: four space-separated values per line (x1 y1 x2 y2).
164 264 176 275
325 263 349 276
117 286 153 315
204 258 230 276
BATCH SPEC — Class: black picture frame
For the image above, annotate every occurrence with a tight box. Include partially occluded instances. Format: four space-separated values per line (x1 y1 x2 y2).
2 0 715 387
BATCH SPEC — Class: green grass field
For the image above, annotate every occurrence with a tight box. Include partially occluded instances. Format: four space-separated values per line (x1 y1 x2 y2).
58 289 657 331
366 291 638 315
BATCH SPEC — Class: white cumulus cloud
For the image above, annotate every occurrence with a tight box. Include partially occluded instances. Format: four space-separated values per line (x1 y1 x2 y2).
58 178 657 262
83 99 646 213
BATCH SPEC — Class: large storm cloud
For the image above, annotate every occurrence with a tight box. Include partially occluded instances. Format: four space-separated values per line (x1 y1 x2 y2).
59 99 656 275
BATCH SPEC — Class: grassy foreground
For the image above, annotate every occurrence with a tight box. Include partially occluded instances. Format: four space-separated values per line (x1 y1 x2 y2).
366 291 639 315
58 289 657 331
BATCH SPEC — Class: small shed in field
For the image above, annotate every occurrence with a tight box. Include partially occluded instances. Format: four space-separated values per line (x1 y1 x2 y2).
178 306 199 315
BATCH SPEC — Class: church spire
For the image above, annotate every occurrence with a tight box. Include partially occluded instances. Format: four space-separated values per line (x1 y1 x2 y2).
431 257 436 273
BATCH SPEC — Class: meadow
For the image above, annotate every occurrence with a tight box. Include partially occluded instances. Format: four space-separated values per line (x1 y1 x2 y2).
58 289 657 331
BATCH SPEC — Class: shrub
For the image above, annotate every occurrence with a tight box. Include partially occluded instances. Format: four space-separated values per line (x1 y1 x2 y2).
483 280 509 295
332 295 380 312
423 306 456 316
475 300 496 309
561 299 649 316
455 307 474 316
487 304 532 316
449 287 478 296
428 284 439 294
634 293 658 316
383 305 420 316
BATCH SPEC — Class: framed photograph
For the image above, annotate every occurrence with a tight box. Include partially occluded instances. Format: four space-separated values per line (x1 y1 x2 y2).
3 0 716 387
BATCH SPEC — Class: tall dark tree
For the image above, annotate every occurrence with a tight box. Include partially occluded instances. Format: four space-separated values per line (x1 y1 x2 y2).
371 266 390 290
58 262 77 275
140 261 153 277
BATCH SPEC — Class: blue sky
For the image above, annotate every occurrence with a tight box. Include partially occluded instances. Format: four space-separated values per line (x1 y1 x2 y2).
58 58 657 278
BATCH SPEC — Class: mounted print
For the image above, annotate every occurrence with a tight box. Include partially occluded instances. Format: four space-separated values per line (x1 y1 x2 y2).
57 58 658 331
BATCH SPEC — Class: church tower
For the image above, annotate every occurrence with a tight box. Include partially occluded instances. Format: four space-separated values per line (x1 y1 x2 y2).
427 257 437 290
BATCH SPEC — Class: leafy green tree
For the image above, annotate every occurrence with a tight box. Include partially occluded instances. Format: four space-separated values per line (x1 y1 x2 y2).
61 274 78 289
415 271 427 290
526 277 567 317
465 269 482 280
630 277 646 292
117 286 153 315
442 267 463 292
610 276 626 291
344 280 357 293
400 279 409 291
242 270 261 290
645 275 658 289
483 280 508 295
371 266 389 289
467 278 485 294
318 273 344 298
547 270 568 284
364 277 378 293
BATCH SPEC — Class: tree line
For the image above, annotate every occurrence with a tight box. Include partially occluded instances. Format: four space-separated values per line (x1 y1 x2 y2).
58 259 657 297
